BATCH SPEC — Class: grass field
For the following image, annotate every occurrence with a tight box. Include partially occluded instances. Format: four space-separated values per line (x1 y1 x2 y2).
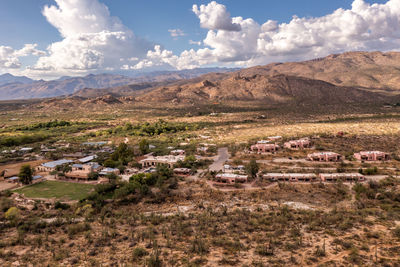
14 181 95 201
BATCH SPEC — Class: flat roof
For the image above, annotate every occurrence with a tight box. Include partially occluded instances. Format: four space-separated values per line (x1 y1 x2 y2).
309 152 339 156
78 155 97 163
72 164 83 168
82 141 107 146
320 173 363 177
100 168 118 172
41 159 73 168
263 173 316 177
357 151 387 154
216 173 248 179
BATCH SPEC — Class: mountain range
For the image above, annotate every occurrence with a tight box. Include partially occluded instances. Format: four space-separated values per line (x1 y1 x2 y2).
133 51 400 105
0 68 237 100
2 51 400 110
0 73 34 85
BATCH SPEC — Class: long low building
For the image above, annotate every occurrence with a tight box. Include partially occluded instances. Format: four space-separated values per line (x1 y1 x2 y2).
173 168 191 176
319 173 365 182
36 159 73 172
223 164 245 174
215 173 248 184
139 155 185 168
262 173 318 182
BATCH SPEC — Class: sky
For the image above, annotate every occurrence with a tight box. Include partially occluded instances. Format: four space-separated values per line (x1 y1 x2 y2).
0 0 397 80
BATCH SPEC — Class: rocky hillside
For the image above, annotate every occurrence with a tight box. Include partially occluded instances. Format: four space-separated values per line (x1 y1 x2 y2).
136 73 390 105
239 51 400 91
131 51 400 106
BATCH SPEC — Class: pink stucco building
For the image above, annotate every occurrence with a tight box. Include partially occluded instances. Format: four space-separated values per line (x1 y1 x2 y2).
307 152 342 162
284 138 312 150
250 143 280 153
353 151 390 161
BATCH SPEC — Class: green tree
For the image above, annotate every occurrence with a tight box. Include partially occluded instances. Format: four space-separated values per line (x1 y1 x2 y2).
61 164 72 174
139 139 149 155
19 164 33 184
88 171 99 181
245 159 259 179
107 172 118 184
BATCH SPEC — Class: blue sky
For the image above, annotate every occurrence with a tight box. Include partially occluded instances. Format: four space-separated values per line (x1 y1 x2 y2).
0 0 387 52
0 0 397 79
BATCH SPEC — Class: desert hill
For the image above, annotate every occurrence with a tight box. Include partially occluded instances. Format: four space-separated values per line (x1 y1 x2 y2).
135 73 389 105
239 51 400 91
132 51 400 105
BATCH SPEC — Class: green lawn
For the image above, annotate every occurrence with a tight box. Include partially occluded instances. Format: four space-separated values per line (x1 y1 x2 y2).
14 180 95 201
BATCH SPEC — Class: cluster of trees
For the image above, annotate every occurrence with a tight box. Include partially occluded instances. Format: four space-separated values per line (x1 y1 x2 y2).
0 133 48 147
175 155 211 172
99 143 134 172
92 120 202 137
126 120 202 136
358 166 378 175
16 120 71 131
84 165 177 210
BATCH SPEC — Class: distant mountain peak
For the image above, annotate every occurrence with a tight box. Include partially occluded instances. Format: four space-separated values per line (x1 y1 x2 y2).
0 73 34 86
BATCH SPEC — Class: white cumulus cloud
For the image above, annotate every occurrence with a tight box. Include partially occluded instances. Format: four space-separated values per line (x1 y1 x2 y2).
192 1 241 31
136 0 400 70
0 44 45 70
3 0 400 78
26 0 153 78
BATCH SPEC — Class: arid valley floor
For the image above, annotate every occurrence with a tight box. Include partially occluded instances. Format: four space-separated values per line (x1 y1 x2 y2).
0 99 400 267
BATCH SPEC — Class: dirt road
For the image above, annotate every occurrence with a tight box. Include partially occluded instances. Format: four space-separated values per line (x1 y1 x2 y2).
208 147 229 172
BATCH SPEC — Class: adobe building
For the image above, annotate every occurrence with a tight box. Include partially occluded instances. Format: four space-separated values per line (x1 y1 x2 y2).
215 173 248 184
36 159 73 172
65 162 102 180
170 149 185 156
284 138 312 150
307 152 342 162
262 173 318 182
173 168 191 176
354 151 390 161
319 173 365 182
139 155 185 168
250 143 280 153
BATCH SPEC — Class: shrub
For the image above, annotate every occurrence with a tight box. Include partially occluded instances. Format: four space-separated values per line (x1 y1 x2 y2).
393 226 400 239
67 223 91 237
5 207 20 221
190 237 209 255
54 201 70 210
0 198 13 212
133 247 148 259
